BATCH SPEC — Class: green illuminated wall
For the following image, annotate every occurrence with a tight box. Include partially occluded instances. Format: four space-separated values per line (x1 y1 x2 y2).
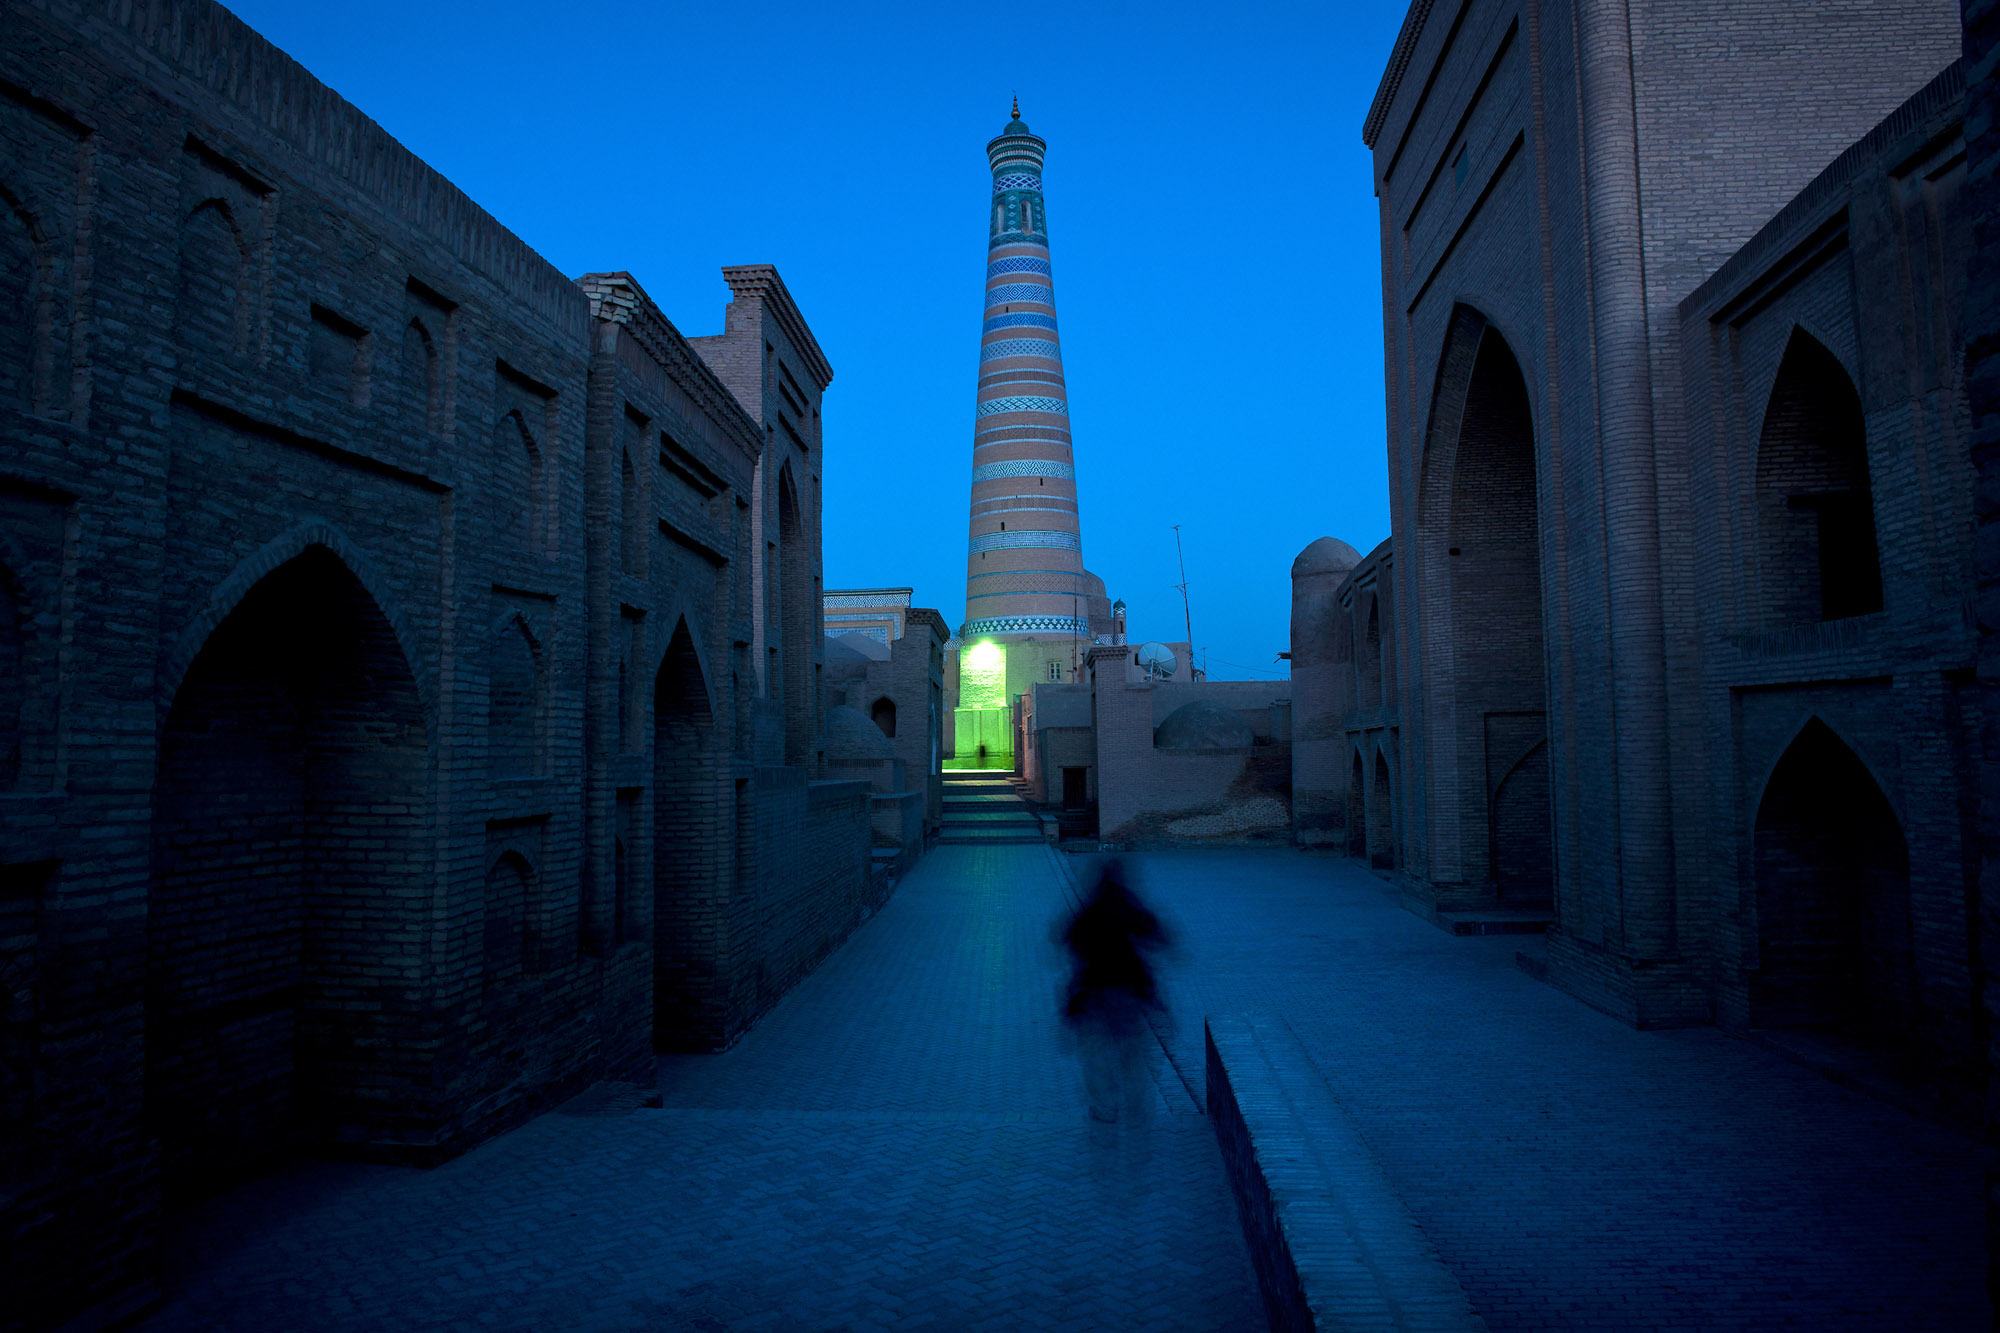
960 641 1007 710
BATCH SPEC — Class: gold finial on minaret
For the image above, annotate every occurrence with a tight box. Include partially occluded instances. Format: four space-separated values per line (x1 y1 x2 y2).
1012 93 1019 120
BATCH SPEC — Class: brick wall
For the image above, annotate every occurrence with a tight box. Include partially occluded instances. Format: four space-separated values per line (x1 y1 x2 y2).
0 3 874 1324
1365 0 1962 1027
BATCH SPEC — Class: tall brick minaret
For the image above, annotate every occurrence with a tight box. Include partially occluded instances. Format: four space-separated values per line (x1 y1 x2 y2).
957 101 1098 746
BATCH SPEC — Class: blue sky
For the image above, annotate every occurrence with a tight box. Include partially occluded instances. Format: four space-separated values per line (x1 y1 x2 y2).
226 0 1406 681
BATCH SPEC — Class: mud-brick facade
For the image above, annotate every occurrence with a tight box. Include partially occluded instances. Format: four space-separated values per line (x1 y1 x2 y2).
1290 538 1404 872
0 2 874 1327
1673 70 1980 1117
1359 0 1964 1028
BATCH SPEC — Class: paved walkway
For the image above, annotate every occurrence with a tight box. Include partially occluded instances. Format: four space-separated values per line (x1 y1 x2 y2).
141 844 1987 1330
1116 850 1989 1332
143 844 1262 1332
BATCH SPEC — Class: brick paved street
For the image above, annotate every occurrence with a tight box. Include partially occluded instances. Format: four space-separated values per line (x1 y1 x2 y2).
1112 850 1990 1332
143 845 1262 1332
140 844 1987 1330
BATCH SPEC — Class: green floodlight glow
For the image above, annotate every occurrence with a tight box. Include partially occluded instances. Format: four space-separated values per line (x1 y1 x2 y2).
960 639 1007 711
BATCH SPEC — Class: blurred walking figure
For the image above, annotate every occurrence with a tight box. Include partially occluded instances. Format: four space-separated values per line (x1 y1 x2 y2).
1056 860 1172 1124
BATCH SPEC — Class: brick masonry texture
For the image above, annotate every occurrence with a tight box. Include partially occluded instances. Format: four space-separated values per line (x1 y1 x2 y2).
1134 850 1988 1330
1338 0 1978 1086
131 844 1264 1332
0 3 872 1326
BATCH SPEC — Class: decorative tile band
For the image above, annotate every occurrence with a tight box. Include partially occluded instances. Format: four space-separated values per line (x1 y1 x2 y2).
967 590 1091 601
823 594 911 609
982 312 1057 333
986 257 1053 278
988 229 1048 249
984 282 1054 307
976 396 1068 417
979 338 1062 362
973 434 1072 448
969 529 1081 553
971 501 1080 516
992 172 1043 193
971 460 1075 482
962 615 1092 637
979 372 1067 390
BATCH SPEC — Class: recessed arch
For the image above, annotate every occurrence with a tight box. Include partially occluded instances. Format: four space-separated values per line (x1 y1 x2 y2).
494 409 545 555
146 544 429 1201
1369 747 1396 870
1750 717 1912 1037
486 612 545 779
1347 748 1367 859
402 317 439 435
177 197 249 357
653 616 725 1047
870 695 897 738
0 179 51 411
160 522 434 727
1415 305 1550 895
1753 327 1881 626
776 461 812 767
1359 593 1383 707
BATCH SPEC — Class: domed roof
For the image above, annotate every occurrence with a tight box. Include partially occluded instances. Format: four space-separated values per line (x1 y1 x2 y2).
1154 699 1255 751
1292 536 1364 578
825 704 894 761
999 115 1033 137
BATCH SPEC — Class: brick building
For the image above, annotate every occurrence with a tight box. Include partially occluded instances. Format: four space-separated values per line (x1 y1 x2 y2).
0 2 878 1326
822 587 950 861
1326 0 1976 1106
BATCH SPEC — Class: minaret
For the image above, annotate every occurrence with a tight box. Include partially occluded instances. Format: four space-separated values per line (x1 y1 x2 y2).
955 101 1092 755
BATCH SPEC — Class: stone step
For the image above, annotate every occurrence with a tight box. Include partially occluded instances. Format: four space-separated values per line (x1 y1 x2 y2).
941 813 1039 826
937 830 1046 844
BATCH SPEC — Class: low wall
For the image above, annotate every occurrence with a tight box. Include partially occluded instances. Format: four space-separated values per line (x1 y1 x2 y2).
1206 1015 1486 1332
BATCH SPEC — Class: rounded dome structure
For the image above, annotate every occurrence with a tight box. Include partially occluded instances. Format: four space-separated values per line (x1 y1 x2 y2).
1154 699 1255 751
824 705 895 761
1292 536 1364 579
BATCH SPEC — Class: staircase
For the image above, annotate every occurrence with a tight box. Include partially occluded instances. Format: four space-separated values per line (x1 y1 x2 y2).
939 770 1044 845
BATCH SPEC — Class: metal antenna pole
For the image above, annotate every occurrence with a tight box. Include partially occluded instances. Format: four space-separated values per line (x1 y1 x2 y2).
1173 524 1194 657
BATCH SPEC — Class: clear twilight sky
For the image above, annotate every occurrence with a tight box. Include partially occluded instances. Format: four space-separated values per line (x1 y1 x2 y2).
225 0 1407 681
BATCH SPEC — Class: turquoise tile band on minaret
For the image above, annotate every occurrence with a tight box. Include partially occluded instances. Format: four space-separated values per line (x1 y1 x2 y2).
963 101 1095 658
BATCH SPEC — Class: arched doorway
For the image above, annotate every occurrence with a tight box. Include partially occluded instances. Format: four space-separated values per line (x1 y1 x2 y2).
147 546 428 1201
1369 751 1396 870
1347 751 1367 859
1359 596 1382 707
1752 720 1912 1038
870 696 896 738
1424 314 1552 897
1755 329 1881 625
653 620 723 1048
776 466 812 768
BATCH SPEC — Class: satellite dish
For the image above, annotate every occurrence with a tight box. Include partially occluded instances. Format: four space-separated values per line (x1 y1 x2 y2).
1135 642 1178 679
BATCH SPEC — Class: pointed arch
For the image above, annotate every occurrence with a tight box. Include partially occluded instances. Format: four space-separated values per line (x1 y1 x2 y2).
653 615 727 1047
620 445 644 575
1359 593 1383 707
776 461 813 767
494 409 545 554
870 695 897 738
1754 327 1881 626
1369 746 1397 870
147 544 429 1201
160 521 434 726
485 611 545 779
1414 303 1550 892
1751 717 1912 1036
402 317 439 436
0 178 51 411
1348 748 1367 859
177 197 249 357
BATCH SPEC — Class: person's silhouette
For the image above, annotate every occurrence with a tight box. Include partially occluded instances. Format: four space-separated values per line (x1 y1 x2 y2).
1056 860 1171 1123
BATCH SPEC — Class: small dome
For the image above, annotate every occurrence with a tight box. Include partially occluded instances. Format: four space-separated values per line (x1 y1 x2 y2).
1154 699 1255 751
825 705 894 761
1000 115 1032 137
1292 536 1364 578
1112 598 1126 611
